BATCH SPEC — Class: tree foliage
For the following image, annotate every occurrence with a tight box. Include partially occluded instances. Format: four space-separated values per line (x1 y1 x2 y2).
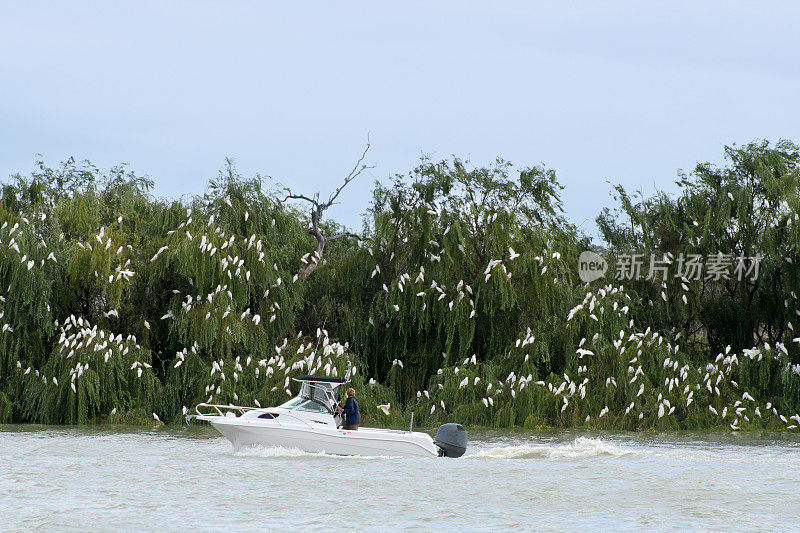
2 144 800 431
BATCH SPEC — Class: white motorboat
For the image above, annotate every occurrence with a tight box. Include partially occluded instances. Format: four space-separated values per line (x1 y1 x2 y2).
188 375 467 458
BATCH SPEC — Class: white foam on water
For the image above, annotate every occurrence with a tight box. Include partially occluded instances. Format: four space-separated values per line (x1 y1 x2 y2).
233 444 398 460
467 436 637 459
227 435 800 466
235 444 315 457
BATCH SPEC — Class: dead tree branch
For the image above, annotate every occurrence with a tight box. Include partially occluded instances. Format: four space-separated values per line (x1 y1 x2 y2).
283 136 373 279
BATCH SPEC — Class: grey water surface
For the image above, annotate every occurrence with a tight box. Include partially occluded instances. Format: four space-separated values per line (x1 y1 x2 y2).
2 425 799 531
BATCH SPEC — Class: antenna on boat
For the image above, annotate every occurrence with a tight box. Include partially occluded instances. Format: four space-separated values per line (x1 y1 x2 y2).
409 412 414 433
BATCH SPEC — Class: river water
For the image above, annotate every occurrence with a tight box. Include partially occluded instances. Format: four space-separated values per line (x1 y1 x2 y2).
2 425 799 531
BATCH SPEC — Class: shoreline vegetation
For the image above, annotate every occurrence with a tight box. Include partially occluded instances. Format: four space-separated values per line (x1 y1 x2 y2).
2 140 800 432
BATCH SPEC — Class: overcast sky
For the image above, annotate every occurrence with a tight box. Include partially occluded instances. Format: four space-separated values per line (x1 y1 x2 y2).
2 2 798 239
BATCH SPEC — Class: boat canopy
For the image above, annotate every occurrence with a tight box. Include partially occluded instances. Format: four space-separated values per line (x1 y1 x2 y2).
292 375 346 384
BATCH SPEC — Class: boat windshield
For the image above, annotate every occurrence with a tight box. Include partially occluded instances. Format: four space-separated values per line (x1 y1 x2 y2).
279 397 329 413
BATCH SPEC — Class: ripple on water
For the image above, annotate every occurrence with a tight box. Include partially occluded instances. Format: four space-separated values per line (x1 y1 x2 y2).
2 427 800 531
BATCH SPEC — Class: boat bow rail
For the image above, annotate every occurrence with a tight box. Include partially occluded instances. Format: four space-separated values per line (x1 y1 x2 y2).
186 403 258 423
186 402 327 431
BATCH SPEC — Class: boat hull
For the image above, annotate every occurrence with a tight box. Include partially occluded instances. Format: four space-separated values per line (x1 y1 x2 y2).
206 417 439 458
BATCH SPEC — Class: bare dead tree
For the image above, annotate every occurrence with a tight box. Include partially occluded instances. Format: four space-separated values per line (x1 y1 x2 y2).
283 137 374 279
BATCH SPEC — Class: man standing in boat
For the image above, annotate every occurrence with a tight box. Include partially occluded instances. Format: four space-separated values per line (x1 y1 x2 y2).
337 388 360 430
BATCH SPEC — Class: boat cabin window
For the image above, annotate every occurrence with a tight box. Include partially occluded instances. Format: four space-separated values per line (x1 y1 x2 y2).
278 397 329 413
279 397 306 409
297 399 328 413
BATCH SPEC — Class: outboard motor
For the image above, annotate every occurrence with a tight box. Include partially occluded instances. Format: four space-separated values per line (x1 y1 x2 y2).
434 423 467 458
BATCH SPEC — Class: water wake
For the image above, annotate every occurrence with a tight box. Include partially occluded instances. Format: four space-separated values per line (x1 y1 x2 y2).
233 437 635 460
233 444 393 459
468 437 635 459
235 444 315 457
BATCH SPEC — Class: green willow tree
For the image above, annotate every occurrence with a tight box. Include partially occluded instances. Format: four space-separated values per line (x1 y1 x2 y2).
2 144 800 429
597 140 800 410
314 157 587 400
